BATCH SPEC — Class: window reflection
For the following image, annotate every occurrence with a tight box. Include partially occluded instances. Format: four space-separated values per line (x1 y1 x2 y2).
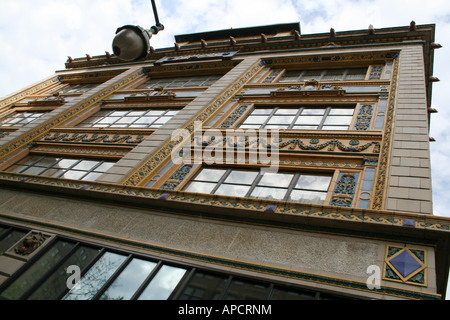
1 241 75 300
63 252 127 300
28 246 100 300
100 258 157 300
138 265 186 300
184 168 332 205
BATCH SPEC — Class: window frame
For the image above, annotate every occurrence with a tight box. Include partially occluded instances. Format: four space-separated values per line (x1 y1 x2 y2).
76 107 181 129
237 105 357 130
5 155 116 182
184 167 334 205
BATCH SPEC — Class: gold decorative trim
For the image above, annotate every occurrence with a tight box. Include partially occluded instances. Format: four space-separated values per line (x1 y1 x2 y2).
0 76 60 109
372 56 399 210
121 59 266 186
0 68 144 164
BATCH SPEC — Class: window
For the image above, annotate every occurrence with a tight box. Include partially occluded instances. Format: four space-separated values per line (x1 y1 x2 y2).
77 109 180 128
6 155 115 182
184 168 332 205
138 75 221 89
59 83 99 94
0 223 358 300
239 106 355 130
279 68 367 82
0 111 48 127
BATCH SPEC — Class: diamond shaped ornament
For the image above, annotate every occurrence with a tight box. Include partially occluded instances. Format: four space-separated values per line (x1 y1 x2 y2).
389 250 422 278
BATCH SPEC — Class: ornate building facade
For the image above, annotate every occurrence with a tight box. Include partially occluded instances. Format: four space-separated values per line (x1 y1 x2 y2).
0 22 448 300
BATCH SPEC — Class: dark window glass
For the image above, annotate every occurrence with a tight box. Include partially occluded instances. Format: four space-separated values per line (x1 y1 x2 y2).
0 241 75 300
27 246 100 300
0 230 28 255
178 271 229 300
270 287 317 300
223 279 271 300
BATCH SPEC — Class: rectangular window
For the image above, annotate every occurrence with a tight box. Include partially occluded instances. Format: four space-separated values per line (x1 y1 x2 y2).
77 109 180 128
138 75 221 89
6 156 115 182
0 111 48 127
239 106 355 130
184 168 332 205
279 68 367 82
59 83 99 94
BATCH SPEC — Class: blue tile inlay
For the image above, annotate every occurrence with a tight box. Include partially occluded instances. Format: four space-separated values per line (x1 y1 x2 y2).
389 250 422 278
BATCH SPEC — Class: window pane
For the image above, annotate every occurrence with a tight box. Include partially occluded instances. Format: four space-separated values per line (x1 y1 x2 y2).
301 109 325 115
61 170 87 180
1 241 75 300
95 162 115 172
224 279 271 300
56 159 78 168
28 246 100 300
73 160 99 171
178 271 229 300
295 175 331 191
82 172 103 181
251 109 273 115
288 190 327 205
324 116 353 125
185 182 217 194
0 230 27 255
63 252 127 300
329 108 354 115
299 70 322 81
21 166 46 175
224 171 258 184
110 111 128 117
214 184 251 197
267 116 295 125
40 168 65 178
243 116 268 124
100 259 158 300
295 116 323 125
250 187 287 201
194 169 226 182
259 173 293 187
275 109 298 115
138 265 186 300
134 117 157 124
34 156 59 167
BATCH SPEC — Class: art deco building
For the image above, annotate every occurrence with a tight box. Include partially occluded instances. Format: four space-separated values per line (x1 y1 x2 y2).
0 21 448 301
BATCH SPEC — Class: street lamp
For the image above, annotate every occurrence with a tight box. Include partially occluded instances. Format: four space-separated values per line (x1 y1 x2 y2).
112 0 164 61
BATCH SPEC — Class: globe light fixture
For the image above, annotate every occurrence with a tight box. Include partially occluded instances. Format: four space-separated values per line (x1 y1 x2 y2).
112 0 164 61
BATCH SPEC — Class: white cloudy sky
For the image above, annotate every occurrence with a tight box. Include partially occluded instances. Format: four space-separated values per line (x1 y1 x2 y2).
0 0 450 218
